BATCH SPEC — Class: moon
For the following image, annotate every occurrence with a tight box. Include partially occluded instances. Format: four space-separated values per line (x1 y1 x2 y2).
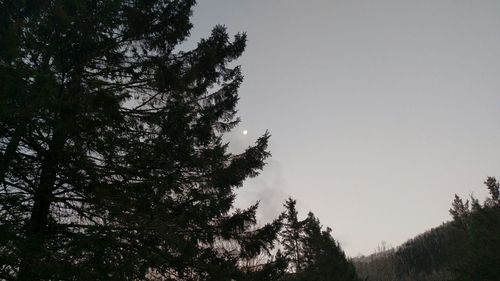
242 130 248 135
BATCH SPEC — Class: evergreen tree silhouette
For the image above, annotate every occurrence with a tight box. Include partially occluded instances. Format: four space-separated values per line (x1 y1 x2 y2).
0 1 280 280
281 198 306 273
449 177 500 281
280 199 360 281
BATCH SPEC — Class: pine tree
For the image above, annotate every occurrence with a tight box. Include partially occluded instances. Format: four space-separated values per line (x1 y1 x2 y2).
280 199 360 281
0 1 280 280
297 212 359 281
484 177 500 207
449 177 500 281
449 195 470 221
281 198 306 273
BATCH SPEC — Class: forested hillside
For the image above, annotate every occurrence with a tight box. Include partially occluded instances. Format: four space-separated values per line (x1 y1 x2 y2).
354 177 500 281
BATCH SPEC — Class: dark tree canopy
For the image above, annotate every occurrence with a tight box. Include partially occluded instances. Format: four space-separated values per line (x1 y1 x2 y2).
448 177 500 281
280 198 306 273
353 177 500 281
0 1 280 280
280 198 360 281
298 212 359 281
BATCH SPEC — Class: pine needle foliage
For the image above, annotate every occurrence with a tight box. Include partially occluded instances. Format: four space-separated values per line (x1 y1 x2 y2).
0 1 280 280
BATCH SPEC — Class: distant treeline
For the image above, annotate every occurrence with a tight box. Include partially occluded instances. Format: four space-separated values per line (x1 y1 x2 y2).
354 177 500 281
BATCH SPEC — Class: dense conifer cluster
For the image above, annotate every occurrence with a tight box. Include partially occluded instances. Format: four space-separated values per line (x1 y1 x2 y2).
354 178 500 281
0 1 359 280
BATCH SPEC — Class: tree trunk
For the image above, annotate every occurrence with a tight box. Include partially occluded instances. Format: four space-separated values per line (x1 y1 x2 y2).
17 129 65 281
0 129 22 183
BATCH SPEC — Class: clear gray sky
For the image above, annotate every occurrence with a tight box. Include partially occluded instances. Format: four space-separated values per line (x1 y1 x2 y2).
189 0 500 256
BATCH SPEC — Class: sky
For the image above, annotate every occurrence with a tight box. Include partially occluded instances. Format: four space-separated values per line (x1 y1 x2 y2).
188 0 500 256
